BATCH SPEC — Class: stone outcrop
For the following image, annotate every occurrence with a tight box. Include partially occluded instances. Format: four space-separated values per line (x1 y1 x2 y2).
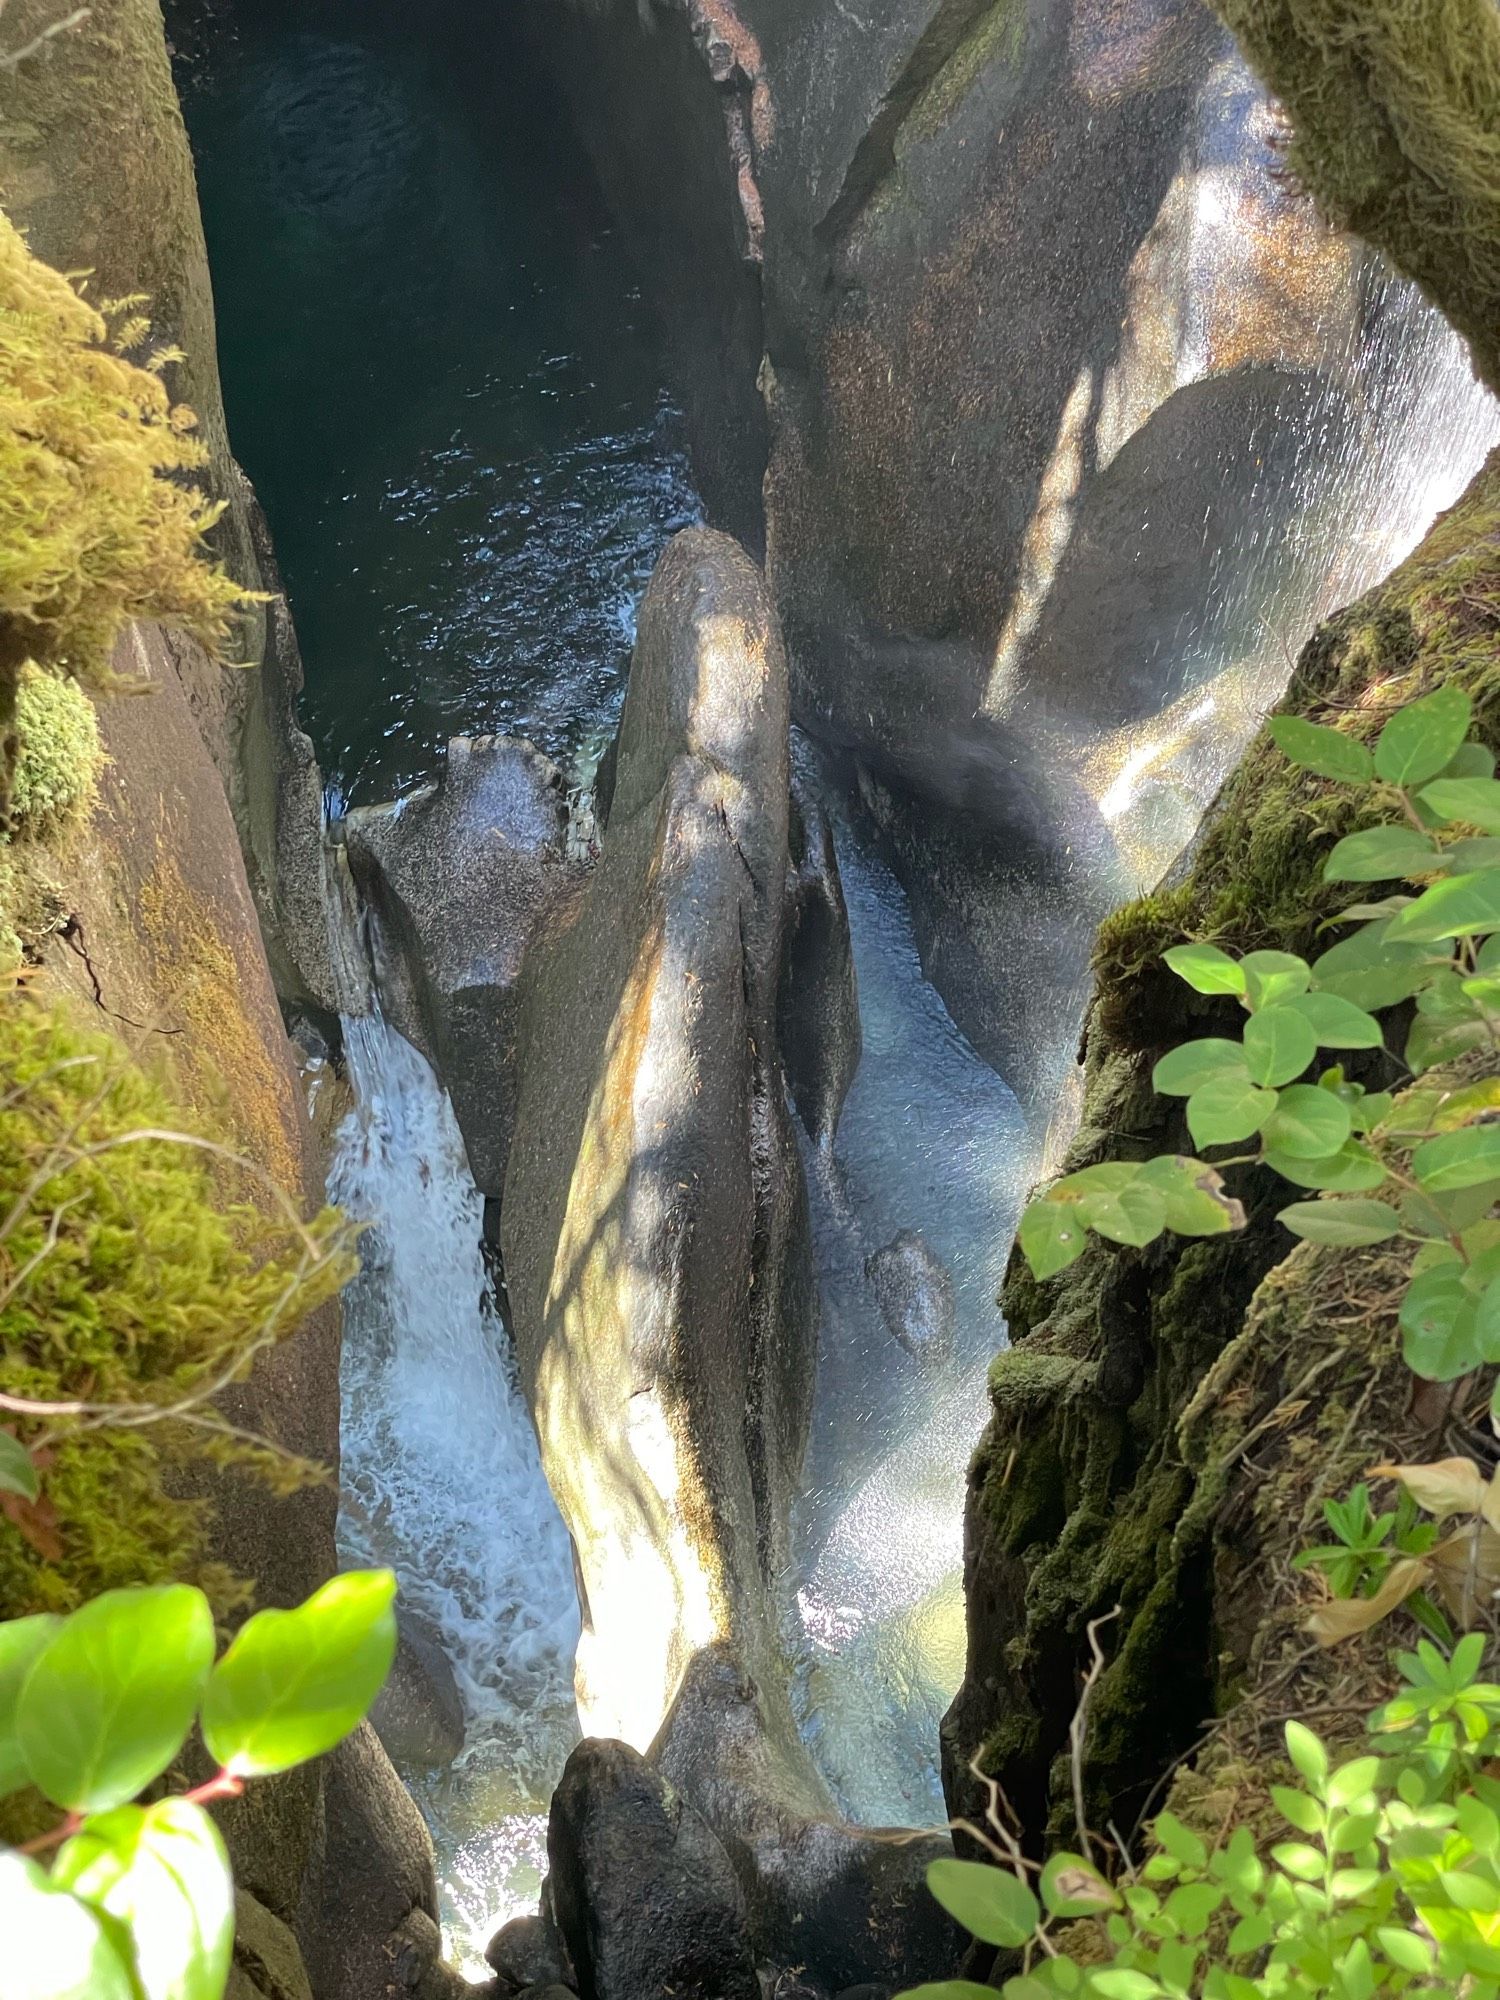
778 761 861 1147
503 526 813 1754
548 1739 760 2000
371 1613 468 1773
941 455 1500 1846
534 0 1460 1123
346 736 580 1195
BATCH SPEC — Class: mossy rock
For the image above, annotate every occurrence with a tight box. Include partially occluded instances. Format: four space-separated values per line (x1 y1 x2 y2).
943 452 1500 1846
9 665 104 839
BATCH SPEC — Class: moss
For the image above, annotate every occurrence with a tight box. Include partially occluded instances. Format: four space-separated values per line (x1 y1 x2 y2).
0 990 353 1630
1211 0 1500 395
0 202 251 813
8 664 103 838
907 0 1026 145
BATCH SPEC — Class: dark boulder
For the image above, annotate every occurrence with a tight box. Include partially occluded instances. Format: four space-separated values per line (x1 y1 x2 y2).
548 1739 759 2000
345 736 579 1195
485 1912 573 1992
370 1612 466 1773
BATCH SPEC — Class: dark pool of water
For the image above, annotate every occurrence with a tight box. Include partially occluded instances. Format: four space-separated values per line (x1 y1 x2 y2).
173 0 698 802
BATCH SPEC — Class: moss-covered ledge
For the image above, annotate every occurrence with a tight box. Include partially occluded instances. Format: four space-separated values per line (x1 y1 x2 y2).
941 450 1500 1850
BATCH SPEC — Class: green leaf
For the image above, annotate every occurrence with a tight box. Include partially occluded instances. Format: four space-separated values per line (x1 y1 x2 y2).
1241 950 1311 1011
1277 1199 1401 1247
16 1585 214 1813
1312 922 1442 1010
1243 1006 1316 1086
1282 991 1384 1051
1162 943 1245 996
1018 1198 1088 1281
1263 1141 1388 1192
53 1798 233 2000
1271 1784 1322 1834
1262 1086 1352 1160
1400 1268 1481 1382
925 1858 1039 1948
1153 1810 1207 1870
1268 716 1373 784
0 1431 38 1502
1186 1076 1278 1148
1375 1928 1433 1975
1039 1851 1118 1917
1475 1273 1500 1365
1413 1124 1500 1191
898 1988 999 2000
1420 776 1500 831
1152 1039 1249 1097
0 1850 138 2000
1445 836 1500 870
1444 741 1497 781
1135 1156 1244 1237
1090 1974 1162 2000
1374 684 1473 786
1286 1718 1329 1786
201 1569 397 1778
1387 868 1500 943
0 1613 59 1798
1407 1012 1489 1073
1052 1165 1168 1248
1322 825 1447 883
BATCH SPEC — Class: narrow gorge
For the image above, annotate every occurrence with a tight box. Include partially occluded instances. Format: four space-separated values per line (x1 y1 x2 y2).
3 3 1500 1999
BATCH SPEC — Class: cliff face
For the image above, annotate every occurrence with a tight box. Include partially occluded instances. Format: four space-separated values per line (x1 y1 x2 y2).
0 5 424 1989
940 452 1500 1849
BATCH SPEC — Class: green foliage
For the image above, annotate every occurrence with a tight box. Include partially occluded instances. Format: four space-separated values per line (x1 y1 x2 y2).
7 666 103 842
1210 0 1500 397
903 1641 1500 1999
1019 688 1500 1408
0 994 355 1621
0 1573 395 2000
0 206 247 695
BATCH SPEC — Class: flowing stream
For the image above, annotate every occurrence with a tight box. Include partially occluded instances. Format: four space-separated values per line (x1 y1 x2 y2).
175 0 1499 1974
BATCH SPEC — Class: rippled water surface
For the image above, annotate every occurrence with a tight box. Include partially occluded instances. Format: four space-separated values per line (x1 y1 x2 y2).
177 0 697 800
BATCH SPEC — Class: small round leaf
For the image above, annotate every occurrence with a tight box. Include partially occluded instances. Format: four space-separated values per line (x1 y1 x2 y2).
0 1431 39 1502
1400 1268 1480 1382
1386 868 1500 944
925 1857 1039 1948
1322 826 1446 884
1186 1076 1277 1148
1161 943 1245 996
1267 716 1372 784
1374 684 1473 787
1152 1038 1248 1098
1261 1085 1352 1160
201 1568 397 1777
1241 950 1310 1011
1243 1006 1316 1087
1282 991 1384 1051
0 1613 59 1799
1419 776 1500 832
16 1585 214 1812
1277 1199 1401 1247
1018 1198 1088 1281
1413 1124 1500 1192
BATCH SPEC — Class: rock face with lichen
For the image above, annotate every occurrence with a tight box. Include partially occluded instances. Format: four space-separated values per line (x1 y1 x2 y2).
940 451 1500 1852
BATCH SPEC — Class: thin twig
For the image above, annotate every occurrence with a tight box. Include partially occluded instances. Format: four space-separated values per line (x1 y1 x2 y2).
1071 1605 1122 1864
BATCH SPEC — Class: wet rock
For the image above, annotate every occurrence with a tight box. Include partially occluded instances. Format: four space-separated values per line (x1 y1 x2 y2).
345 736 579 1195
779 761 860 1148
485 1911 573 1991
299 1722 441 2000
548 1738 759 2000
370 1612 466 1772
226 1891 313 2000
389 1909 475 1998
865 1230 955 1364
504 527 814 1752
652 1647 956 1995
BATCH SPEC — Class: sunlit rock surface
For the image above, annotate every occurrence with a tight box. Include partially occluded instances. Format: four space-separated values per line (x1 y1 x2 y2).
503 526 813 1751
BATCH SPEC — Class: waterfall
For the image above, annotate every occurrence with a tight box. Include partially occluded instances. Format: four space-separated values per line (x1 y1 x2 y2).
330 1006 580 1975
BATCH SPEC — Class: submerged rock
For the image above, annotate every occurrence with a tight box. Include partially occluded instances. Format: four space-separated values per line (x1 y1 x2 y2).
503 526 814 1753
345 735 578 1195
779 762 861 1149
865 1230 955 1364
548 1739 759 2000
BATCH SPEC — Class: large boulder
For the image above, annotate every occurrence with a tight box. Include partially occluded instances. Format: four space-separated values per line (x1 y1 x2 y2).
502 526 814 1752
652 1648 956 1995
548 1739 759 2000
778 759 861 1148
346 735 578 1194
